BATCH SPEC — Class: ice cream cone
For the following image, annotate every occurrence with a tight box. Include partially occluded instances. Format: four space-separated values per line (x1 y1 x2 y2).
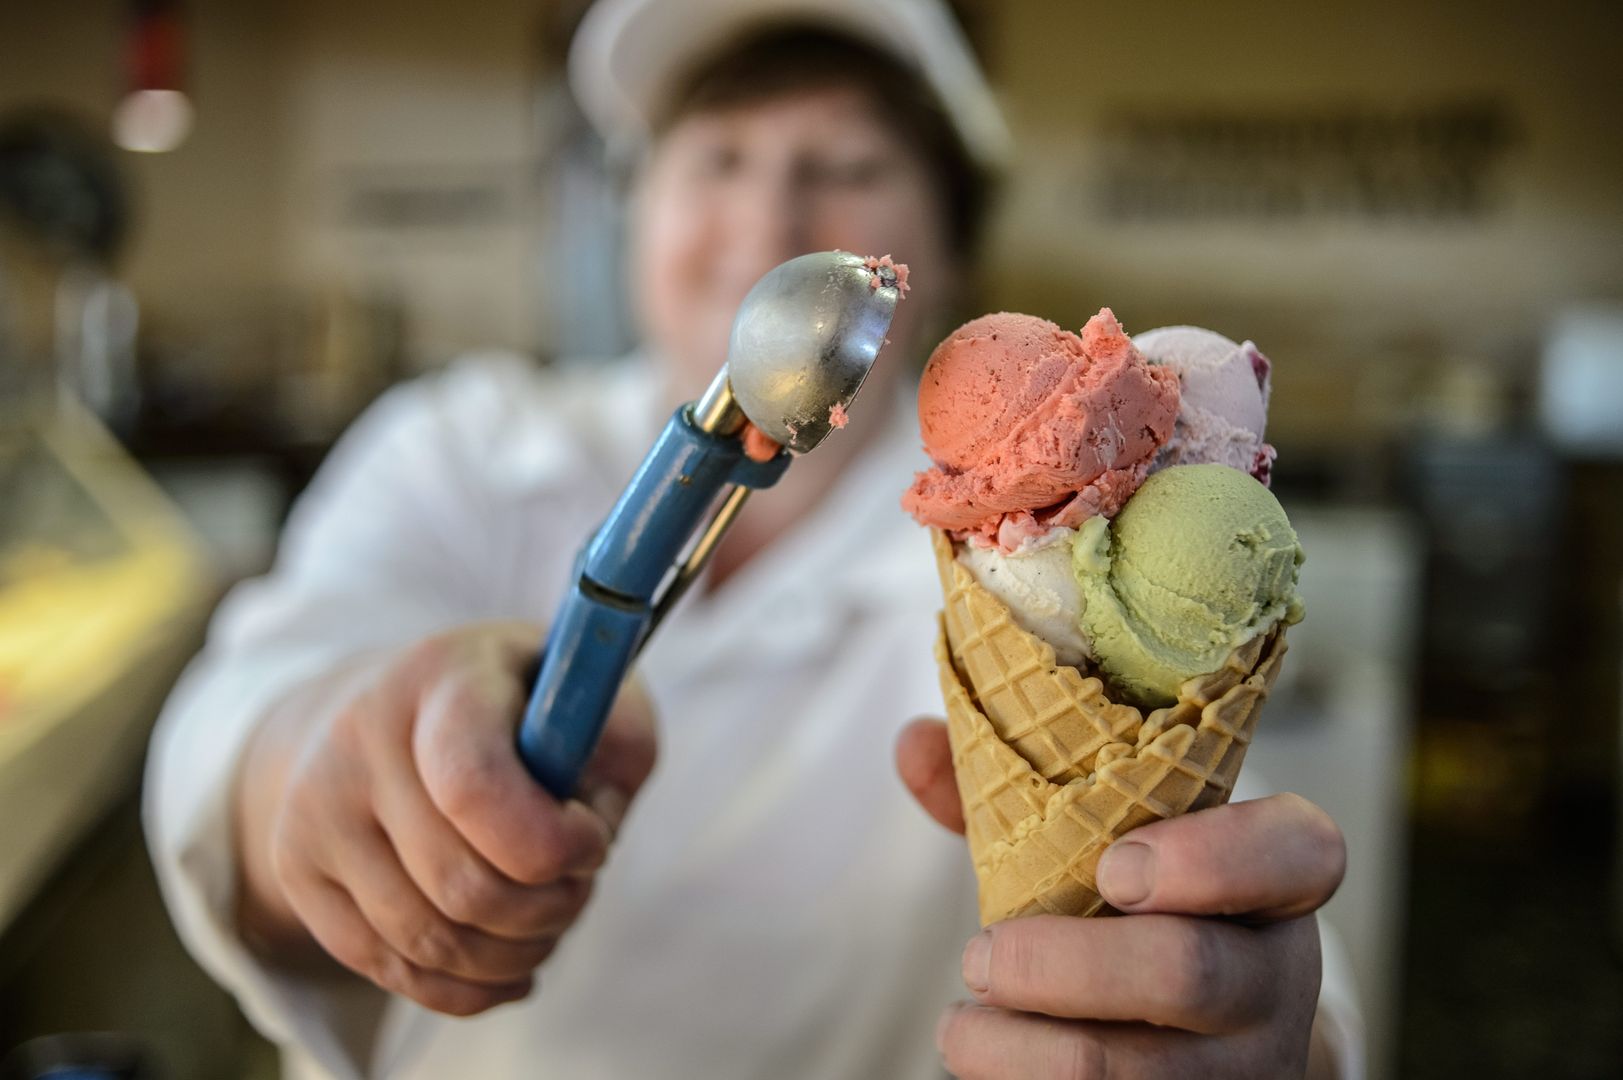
930 529 1288 925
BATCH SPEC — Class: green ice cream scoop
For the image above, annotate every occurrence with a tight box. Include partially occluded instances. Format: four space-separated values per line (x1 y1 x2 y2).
1072 463 1304 709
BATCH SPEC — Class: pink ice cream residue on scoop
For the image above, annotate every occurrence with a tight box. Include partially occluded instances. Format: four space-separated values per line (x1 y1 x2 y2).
740 423 781 463
828 402 849 429
863 253 910 295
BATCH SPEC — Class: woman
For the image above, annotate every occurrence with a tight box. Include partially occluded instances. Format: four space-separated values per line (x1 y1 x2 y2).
146 1 1354 1077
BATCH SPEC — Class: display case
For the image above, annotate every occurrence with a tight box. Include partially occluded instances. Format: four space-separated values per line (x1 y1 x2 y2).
0 401 209 930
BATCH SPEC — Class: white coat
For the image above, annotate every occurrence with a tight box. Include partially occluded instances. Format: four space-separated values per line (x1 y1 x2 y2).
144 353 1361 1079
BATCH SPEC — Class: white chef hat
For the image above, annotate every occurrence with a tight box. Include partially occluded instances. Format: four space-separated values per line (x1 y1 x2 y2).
567 0 1012 169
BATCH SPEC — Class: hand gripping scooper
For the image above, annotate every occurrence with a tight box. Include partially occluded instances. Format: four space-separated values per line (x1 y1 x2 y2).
516 251 902 798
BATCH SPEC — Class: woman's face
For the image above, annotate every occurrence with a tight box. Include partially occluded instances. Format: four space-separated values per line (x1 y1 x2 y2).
630 84 956 399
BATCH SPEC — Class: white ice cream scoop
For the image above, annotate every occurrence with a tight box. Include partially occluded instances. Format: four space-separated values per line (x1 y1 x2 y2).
959 529 1092 668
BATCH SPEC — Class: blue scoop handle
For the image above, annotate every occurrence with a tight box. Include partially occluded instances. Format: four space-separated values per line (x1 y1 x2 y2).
517 406 788 799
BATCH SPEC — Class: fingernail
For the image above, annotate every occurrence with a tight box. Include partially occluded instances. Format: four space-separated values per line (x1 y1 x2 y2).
934 1002 963 1052
961 931 991 995
1098 840 1155 907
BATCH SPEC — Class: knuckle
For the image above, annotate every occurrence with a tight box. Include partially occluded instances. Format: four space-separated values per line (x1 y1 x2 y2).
436 860 502 926
402 916 466 973
993 924 1046 995
1045 1029 1104 1080
510 816 599 886
268 810 328 891
420 677 496 749
332 685 400 761
387 962 489 1018
1166 920 1221 1015
510 841 571 887
368 948 416 996
518 878 592 936
430 752 501 822
323 931 385 987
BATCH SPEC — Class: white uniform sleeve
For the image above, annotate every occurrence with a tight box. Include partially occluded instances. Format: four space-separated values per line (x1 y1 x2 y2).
143 365 528 1079
1316 915 1366 1080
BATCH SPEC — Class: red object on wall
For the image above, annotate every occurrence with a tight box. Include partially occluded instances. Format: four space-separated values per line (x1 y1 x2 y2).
127 0 186 92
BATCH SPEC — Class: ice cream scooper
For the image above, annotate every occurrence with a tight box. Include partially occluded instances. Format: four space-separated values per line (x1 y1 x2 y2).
517 251 902 798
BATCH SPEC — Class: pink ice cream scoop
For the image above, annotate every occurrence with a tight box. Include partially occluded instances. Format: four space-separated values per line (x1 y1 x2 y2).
902 309 1181 551
1133 326 1276 485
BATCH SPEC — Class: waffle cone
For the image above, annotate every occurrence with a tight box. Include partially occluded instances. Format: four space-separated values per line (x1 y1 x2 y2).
930 529 1288 925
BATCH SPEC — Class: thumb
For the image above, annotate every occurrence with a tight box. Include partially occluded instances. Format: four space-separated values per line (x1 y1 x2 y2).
895 718 965 835
1095 793 1346 920
576 676 659 835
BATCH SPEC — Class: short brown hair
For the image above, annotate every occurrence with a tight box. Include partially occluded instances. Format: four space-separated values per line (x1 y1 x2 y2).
654 23 992 256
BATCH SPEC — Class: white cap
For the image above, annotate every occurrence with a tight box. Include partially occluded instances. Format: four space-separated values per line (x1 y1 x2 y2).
567 0 1012 168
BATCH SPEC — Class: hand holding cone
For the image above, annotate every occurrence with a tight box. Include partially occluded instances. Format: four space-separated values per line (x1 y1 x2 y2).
902 309 1301 927
934 530 1288 924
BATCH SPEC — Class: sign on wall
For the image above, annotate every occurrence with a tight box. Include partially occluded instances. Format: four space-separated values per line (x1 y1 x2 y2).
1094 100 1516 223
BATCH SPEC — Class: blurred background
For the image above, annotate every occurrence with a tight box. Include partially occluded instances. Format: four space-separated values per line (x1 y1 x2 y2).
1 1 1620 1077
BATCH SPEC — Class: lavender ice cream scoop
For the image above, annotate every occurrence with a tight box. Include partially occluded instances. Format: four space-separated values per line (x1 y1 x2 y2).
1133 325 1276 486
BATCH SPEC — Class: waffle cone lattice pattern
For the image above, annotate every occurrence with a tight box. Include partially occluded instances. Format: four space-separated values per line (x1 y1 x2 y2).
931 529 1288 925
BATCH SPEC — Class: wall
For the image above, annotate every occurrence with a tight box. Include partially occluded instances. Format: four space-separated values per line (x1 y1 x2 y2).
0 0 290 376
6 1 1620 417
0 0 559 386
978 0 1623 446
275 0 555 364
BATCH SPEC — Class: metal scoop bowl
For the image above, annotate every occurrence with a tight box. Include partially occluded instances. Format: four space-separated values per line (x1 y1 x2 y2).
718 250 900 452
